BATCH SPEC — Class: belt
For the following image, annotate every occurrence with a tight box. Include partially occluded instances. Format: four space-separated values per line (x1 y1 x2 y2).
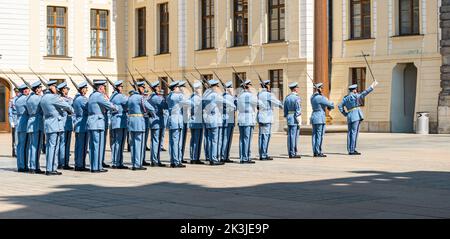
348 107 360 112
129 114 144 117
288 111 297 114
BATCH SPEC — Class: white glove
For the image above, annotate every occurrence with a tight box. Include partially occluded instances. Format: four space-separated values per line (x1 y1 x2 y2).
371 81 379 88
296 116 302 126
10 122 15 128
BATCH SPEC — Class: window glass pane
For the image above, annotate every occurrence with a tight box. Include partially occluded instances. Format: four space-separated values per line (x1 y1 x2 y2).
47 28 54 55
91 30 97 56
0 85 5 122
99 11 108 29
47 7 54 25
56 28 65 55
56 7 65 26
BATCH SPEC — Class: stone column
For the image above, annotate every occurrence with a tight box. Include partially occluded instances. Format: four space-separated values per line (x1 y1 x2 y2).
439 1 450 133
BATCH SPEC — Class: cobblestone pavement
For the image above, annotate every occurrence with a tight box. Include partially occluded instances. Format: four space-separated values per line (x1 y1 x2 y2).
0 132 450 219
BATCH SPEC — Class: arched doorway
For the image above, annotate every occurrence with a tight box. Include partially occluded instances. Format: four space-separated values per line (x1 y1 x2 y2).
0 78 11 132
390 63 418 133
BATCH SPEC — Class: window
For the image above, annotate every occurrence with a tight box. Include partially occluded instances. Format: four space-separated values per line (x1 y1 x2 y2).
399 0 420 35
268 0 285 42
201 0 215 49
233 0 248 46
350 0 371 39
233 72 247 89
47 6 67 56
270 69 283 100
350 68 367 106
136 8 146 57
159 77 169 96
159 3 170 54
91 9 109 58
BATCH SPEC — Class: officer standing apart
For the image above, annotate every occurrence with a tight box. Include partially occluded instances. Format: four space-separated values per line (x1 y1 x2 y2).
8 88 20 158
128 82 155 170
257 80 283 161
148 81 167 167
338 81 378 155
188 81 205 165
57 82 74 170
110 80 129 169
220 81 237 163
237 80 258 164
167 81 189 168
284 83 302 159
26 81 45 174
143 89 151 165
40 80 73 175
87 80 116 173
310 83 335 157
15 84 31 172
73 82 90 172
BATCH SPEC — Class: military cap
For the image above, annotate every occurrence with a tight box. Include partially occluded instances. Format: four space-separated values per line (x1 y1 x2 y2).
93 80 107 86
261 80 270 86
314 83 324 89
241 80 252 87
288 82 298 89
169 81 179 89
78 82 88 89
114 80 124 87
348 84 358 90
57 82 68 90
208 79 220 86
136 81 146 87
18 84 28 91
150 81 160 88
225 81 233 88
47 80 58 87
178 81 187 87
31 81 42 89
14 88 20 92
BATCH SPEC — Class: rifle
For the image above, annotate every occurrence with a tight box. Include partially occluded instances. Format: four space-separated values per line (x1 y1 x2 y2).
29 67 48 88
149 69 170 88
163 70 175 82
361 51 377 83
62 67 81 91
135 67 153 88
305 71 315 84
0 69 20 89
251 67 265 87
190 72 208 89
231 66 245 88
98 69 117 90
182 75 195 91
194 67 211 88
125 65 138 91
10 69 32 89
212 70 226 89
73 65 95 88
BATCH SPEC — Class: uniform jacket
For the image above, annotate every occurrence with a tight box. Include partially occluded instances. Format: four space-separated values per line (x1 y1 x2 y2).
25 92 44 133
310 93 335 125
189 93 203 129
222 92 237 126
338 87 374 123
257 89 283 124
15 94 30 133
167 92 188 130
8 96 19 128
149 92 168 129
283 93 302 126
110 91 129 130
87 91 116 131
40 93 74 134
61 96 74 131
127 92 155 132
237 90 258 127
73 94 89 133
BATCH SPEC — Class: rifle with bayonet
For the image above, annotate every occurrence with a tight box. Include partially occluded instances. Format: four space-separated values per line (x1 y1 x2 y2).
29 67 48 88
194 67 211 88
73 65 95 88
62 67 81 91
231 66 245 88
0 69 20 89
135 67 153 88
98 69 117 90
360 51 377 83
10 69 32 89
163 70 175 82
212 70 226 89
190 72 208 89
251 67 265 87
149 69 170 88
182 75 195 91
125 66 138 91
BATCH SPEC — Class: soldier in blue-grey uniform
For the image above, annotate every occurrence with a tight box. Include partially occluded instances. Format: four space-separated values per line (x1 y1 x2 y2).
188 81 205 164
87 80 117 173
15 84 31 172
148 81 167 167
338 81 378 155
128 82 155 170
219 81 237 163
284 82 302 159
8 88 20 158
160 105 169 152
26 81 45 174
40 80 73 175
73 82 90 171
202 83 213 162
142 89 151 166
257 80 283 161
179 81 190 164
237 80 258 164
310 83 335 157
110 80 129 169
167 81 190 168
57 82 74 170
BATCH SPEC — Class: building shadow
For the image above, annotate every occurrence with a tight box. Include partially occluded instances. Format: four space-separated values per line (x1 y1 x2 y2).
1 171 450 219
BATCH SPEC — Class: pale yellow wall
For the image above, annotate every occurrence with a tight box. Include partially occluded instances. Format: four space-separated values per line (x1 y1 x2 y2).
331 0 441 132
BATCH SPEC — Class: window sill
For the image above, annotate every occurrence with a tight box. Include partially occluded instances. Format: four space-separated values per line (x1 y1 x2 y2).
133 55 148 59
154 52 171 56
87 57 114 62
227 45 251 50
196 48 217 52
391 34 424 39
345 38 375 42
43 56 72 61
263 41 289 47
